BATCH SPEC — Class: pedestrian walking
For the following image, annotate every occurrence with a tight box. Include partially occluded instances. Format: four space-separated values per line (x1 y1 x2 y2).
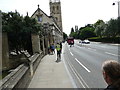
102 60 120 90
50 43 55 54
56 43 61 62
60 42 62 53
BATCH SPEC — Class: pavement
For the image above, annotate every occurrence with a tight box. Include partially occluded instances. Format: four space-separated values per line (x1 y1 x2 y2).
28 44 75 88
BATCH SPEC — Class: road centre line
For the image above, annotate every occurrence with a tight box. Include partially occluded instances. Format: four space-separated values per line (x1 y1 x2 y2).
88 48 91 49
67 44 70 50
70 52 74 56
76 46 82 48
105 52 119 57
87 48 96 51
76 45 96 51
100 46 106 48
75 58 91 73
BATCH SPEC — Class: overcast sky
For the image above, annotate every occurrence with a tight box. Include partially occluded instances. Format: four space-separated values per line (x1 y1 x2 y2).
0 0 118 35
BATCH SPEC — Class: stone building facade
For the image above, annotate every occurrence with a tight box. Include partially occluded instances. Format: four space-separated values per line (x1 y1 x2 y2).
50 0 63 32
31 0 63 54
1 0 63 71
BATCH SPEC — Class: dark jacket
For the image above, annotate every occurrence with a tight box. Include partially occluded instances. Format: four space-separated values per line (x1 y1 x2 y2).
105 85 118 90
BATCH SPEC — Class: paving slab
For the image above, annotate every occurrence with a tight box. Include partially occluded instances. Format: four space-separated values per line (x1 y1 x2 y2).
28 48 74 88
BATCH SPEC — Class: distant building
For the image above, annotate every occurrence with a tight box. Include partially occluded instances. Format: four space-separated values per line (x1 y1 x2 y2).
75 25 78 32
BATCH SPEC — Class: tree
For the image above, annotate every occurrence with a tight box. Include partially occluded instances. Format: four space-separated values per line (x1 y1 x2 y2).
70 32 77 38
80 27 96 40
71 27 74 33
105 19 118 38
21 16 42 54
117 17 120 36
94 20 104 28
2 11 42 55
2 11 24 54
95 22 106 38
69 27 74 37
63 32 68 41
94 20 106 38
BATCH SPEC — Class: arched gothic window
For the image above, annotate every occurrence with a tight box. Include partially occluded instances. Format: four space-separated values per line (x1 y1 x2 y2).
38 16 42 22
57 6 59 10
53 6 55 11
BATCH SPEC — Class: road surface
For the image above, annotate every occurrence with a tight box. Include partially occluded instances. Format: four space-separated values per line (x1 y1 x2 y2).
63 40 119 88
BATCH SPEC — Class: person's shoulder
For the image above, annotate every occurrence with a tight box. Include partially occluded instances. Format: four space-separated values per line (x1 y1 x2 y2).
105 85 119 90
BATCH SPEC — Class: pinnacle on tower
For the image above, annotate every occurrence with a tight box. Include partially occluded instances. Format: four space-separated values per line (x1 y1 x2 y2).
27 12 28 16
38 4 40 8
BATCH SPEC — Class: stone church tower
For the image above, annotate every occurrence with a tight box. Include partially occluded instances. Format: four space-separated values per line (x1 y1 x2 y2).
49 0 63 32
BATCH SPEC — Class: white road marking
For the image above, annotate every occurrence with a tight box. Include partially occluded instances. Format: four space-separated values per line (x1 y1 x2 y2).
105 52 119 57
111 44 119 46
88 48 91 49
70 52 74 56
75 58 91 73
76 45 82 48
76 44 97 51
62 50 77 88
72 63 89 88
67 60 86 88
100 46 106 48
87 48 96 51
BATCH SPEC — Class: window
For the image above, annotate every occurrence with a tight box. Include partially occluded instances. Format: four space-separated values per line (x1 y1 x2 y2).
57 6 59 10
55 17 58 21
53 6 55 11
38 16 42 22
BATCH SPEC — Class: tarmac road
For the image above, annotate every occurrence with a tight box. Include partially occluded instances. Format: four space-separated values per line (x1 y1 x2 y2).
63 40 119 88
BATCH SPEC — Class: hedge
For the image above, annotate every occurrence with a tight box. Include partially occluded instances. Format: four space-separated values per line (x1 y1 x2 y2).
88 37 120 44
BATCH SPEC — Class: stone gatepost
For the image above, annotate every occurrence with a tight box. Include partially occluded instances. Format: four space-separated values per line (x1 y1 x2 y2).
42 36 45 55
31 34 41 54
50 34 53 44
45 36 48 55
51 35 55 44
2 33 10 71
48 35 50 45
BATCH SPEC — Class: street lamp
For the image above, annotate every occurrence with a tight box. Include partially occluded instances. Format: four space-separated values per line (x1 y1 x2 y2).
113 1 120 17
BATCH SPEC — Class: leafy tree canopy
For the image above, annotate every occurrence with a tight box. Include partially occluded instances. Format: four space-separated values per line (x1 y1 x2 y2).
2 11 42 55
94 19 105 28
63 32 68 41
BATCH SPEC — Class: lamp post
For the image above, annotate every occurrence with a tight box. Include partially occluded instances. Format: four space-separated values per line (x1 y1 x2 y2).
113 0 120 17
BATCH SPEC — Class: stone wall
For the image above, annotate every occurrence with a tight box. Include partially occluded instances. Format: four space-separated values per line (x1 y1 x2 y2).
0 52 44 89
0 11 2 71
2 33 10 71
31 34 41 54
32 9 53 25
